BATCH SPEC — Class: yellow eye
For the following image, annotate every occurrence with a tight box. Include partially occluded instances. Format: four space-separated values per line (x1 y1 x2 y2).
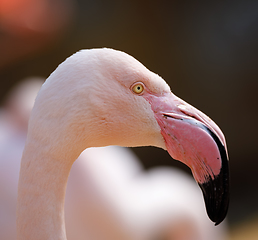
132 83 144 94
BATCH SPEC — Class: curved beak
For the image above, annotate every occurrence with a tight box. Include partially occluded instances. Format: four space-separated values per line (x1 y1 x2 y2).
144 92 229 225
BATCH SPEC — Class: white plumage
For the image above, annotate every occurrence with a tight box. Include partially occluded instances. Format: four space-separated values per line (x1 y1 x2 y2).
14 49 229 239
0 78 227 240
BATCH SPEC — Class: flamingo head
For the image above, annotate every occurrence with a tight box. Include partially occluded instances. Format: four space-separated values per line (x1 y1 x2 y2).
33 48 229 225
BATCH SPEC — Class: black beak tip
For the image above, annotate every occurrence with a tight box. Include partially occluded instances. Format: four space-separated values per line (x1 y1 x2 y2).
198 125 230 225
199 178 229 226
198 157 229 226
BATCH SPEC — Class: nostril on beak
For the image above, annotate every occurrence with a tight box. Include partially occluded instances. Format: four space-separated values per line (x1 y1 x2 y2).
178 105 200 121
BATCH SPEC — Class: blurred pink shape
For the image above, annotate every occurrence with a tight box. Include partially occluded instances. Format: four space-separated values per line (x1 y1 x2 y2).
0 0 74 34
0 0 75 69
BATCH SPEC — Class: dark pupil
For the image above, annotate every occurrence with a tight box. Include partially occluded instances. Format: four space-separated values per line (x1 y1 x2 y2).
137 86 141 90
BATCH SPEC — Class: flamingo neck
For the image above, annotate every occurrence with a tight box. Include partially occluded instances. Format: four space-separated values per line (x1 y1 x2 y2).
17 138 75 240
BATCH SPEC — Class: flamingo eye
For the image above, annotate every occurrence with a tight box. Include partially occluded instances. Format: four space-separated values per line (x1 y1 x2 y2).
131 82 144 94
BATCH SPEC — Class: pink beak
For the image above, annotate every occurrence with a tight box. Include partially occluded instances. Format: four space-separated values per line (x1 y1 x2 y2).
144 92 229 226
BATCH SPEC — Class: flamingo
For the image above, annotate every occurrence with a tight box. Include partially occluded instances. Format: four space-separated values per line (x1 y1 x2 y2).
0 78 132 240
16 48 229 240
0 78 227 240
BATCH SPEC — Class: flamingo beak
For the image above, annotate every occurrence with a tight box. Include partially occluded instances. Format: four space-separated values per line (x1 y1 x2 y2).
144 92 229 225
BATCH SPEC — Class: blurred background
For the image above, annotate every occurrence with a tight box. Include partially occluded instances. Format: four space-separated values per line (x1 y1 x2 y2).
0 0 258 239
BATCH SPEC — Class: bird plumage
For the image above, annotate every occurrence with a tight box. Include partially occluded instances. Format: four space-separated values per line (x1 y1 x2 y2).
16 48 229 240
